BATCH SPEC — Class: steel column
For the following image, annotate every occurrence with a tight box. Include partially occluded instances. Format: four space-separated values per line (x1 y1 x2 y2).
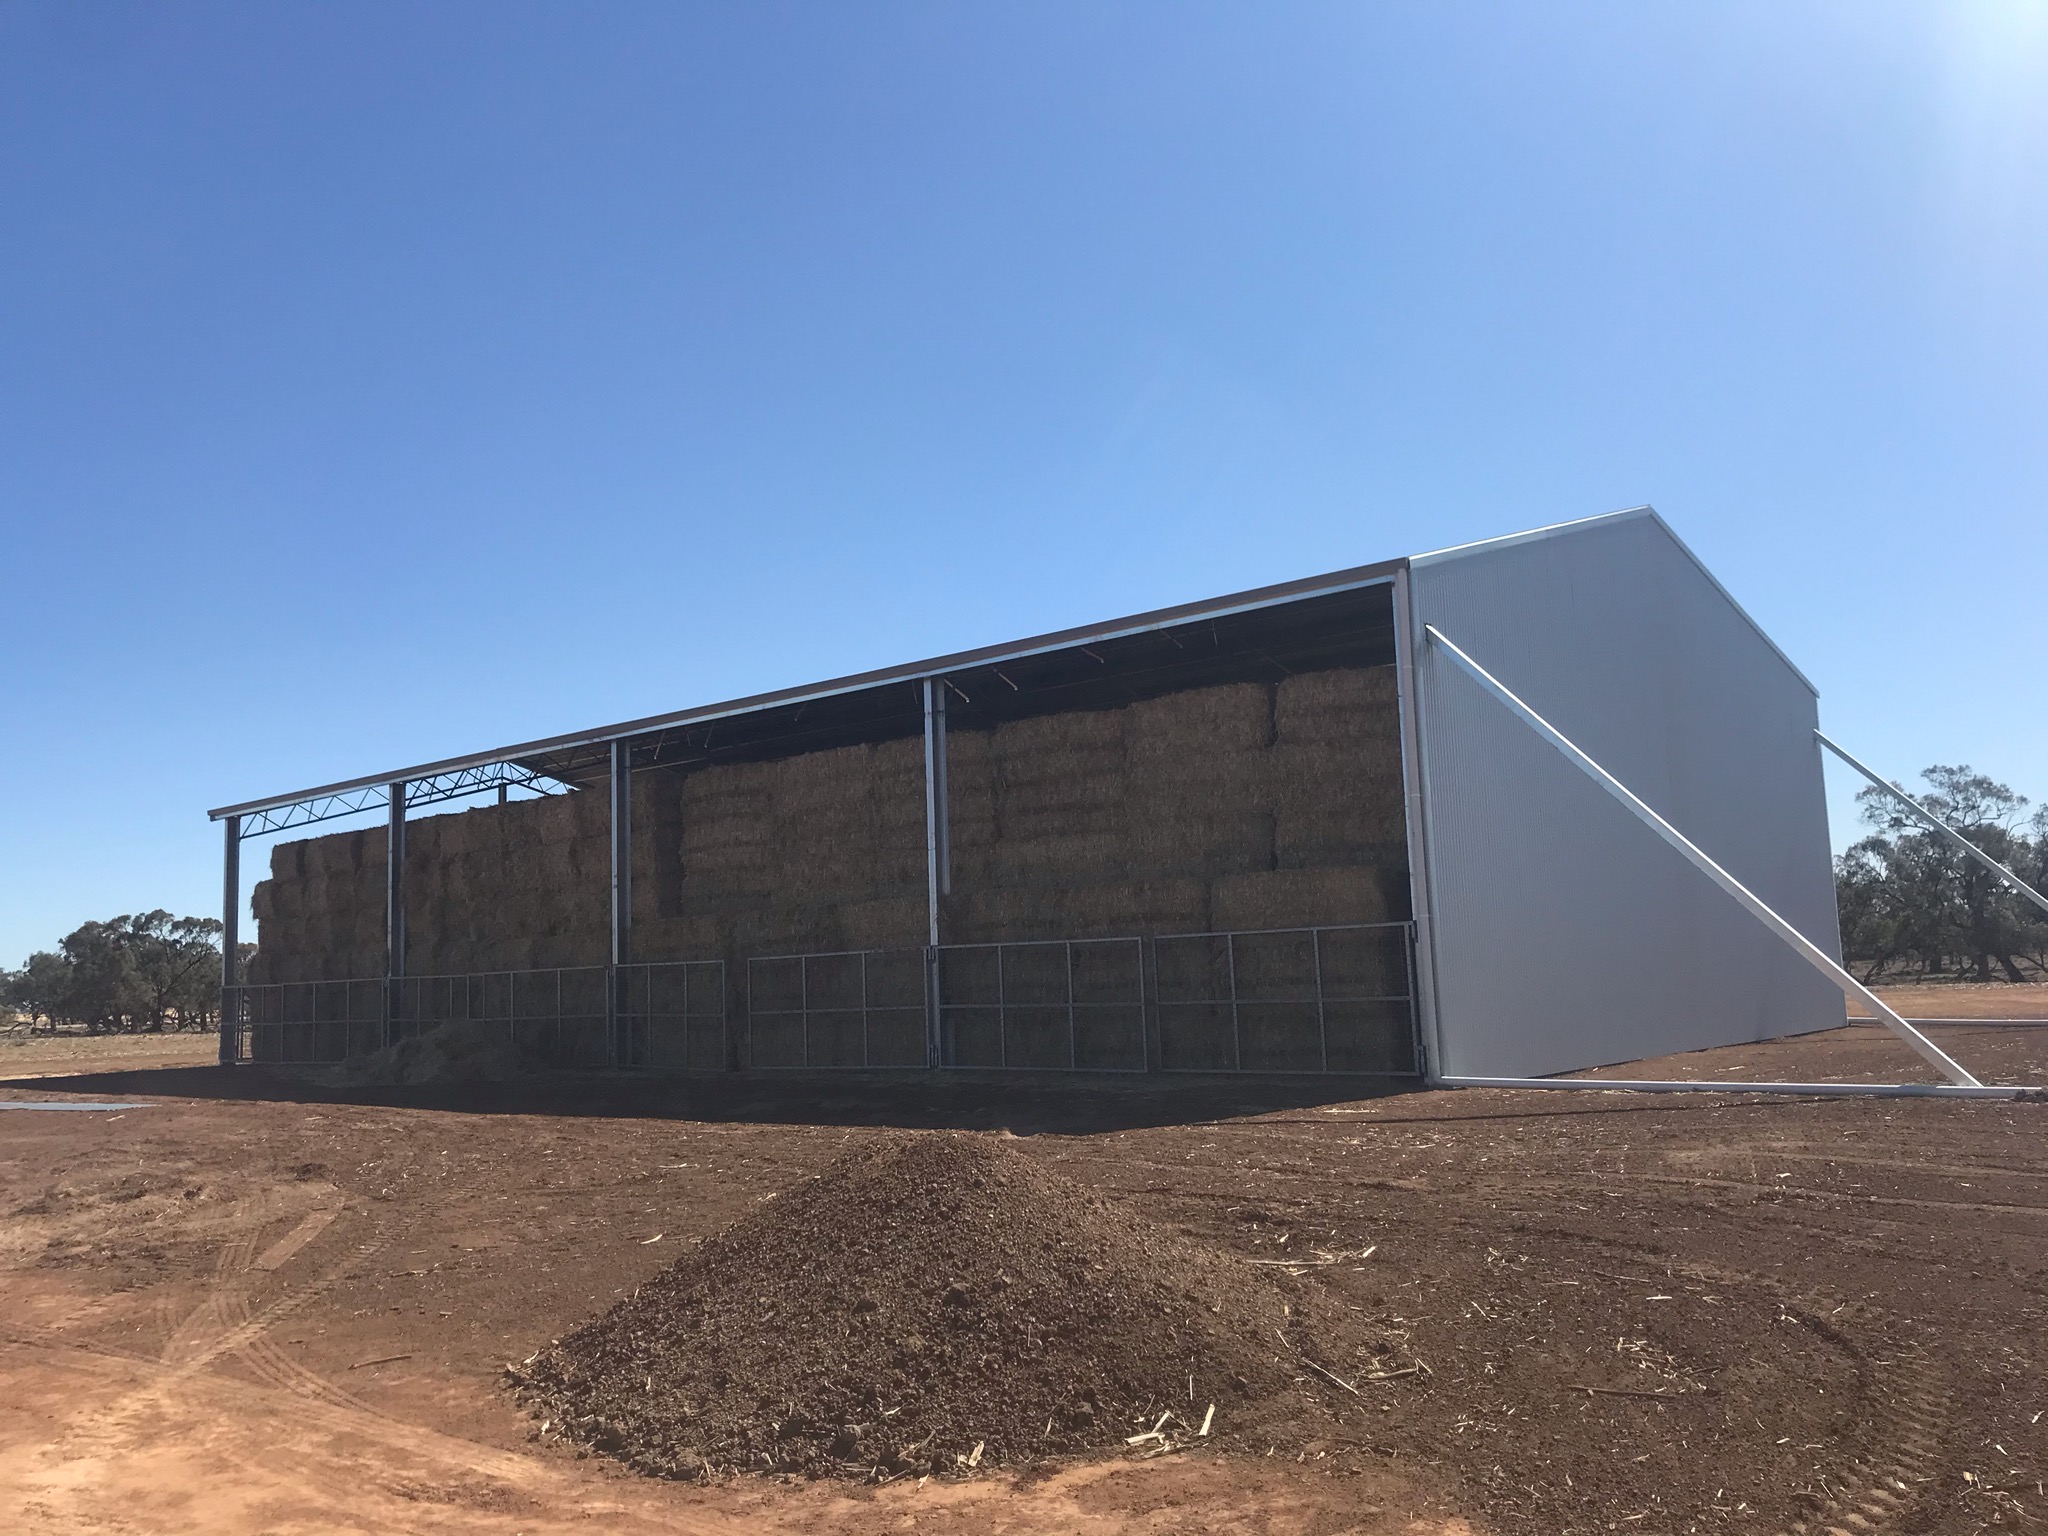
609 739 632 1066
1065 941 1077 1069
921 678 949 1066
1391 567 1447 1081
384 782 406 1048
218 816 240 1065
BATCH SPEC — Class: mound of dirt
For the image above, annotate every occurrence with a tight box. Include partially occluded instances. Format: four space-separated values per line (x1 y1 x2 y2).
515 1132 1341 1480
317 1019 540 1087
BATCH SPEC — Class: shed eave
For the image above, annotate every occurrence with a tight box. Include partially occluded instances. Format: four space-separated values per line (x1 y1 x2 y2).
208 556 1407 822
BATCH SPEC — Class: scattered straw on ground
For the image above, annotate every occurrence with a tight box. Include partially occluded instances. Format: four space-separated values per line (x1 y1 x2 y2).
316 1019 541 1087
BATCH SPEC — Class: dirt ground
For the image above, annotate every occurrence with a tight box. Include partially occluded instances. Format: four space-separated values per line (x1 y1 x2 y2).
1 1028 218 1077
1848 982 2048 1021
1 1005 2042 1536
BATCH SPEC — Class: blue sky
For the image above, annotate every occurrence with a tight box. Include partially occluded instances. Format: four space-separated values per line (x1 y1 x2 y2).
2 2 2043 965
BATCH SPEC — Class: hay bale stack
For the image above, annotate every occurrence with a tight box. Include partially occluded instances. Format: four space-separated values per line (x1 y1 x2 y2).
947 708 1133 936
679 764 777 905
949 876 1210 945
481 794 604 969
1123 683 1274 878
326 829 386 979
664 738 928 960
400 813 453 973
1268 668 1406 862
633 771 686 920
835 895 928 952
937 671 1406 946
769 740 924 899
935 727 997 884
251 663 1409 989
1210 865 1388 933
986 709 1126 846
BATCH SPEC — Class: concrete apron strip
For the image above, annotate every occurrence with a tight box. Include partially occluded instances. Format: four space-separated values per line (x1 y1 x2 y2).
0 1102 155 1111
1437 1076 2033 1100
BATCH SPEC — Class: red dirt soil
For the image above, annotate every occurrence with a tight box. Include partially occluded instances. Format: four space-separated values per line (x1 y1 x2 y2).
0 1012 2042 1535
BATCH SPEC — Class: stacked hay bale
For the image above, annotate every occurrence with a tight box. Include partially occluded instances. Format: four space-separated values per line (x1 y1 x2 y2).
628 737 926 967
249 792 611 984
1211 665 1408 932
248 827 388 983
249 663 1408 1018
944 665 1405 945
944 703 1184 940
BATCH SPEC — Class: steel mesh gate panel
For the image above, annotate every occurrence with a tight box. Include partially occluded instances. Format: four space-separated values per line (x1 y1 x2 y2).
1152 923 1416 1073
228 924 1415 1076
745 949 927 1069
937 938 1147 1071
616 962 728 1071
234 979 385 1064
276 968 614 1069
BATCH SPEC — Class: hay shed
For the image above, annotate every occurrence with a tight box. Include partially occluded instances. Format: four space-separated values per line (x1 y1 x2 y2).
209 507 1850 1084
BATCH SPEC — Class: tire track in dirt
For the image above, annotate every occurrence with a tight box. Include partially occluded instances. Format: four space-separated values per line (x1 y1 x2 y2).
1184 1137 1966 1536
1485 1239 1959 1536
1773 1330 1953 1536
1046 1137 1971 1533
3 1183 594 1535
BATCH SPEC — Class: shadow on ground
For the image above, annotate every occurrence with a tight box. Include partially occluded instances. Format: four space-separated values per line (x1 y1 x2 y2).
0 1063 1419 1134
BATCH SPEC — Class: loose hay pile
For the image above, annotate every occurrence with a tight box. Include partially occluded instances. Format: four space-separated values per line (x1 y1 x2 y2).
317 1018 541 1087
514 1132 1342 1480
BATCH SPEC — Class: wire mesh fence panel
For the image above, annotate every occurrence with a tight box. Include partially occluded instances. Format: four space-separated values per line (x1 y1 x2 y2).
989 945 1064 1069
745 950 925 1069
1314 923 1412 1003
861 949 929 1067
560 966 609 1066
746 956 808 1068
1151 936 1240 1070
233 981 384 1064
1230 930 1323 1072
1314 926 1418 1073
228 928 1411 1077
392 973 489 1047
491 962 602 1073
936 938 1146 1072
937 945 1002 1067
1069 937 1146 1071
1324 1000 1418 1072
805 952 868 1068
1153 923 1417 1074
618 961 727 1071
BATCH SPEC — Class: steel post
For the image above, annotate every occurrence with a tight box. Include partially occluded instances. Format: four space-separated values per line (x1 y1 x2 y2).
921 678 949 1066
1391 567 1447 1080
384 782 406 1048
218 816 240 1065
609 739 632 1067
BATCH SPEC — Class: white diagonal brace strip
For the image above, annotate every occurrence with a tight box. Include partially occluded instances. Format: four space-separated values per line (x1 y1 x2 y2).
1423 624 1982 1088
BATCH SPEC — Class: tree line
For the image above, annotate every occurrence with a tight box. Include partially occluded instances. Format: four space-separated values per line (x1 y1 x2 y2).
1 912 251 1033
1835 765 2048 984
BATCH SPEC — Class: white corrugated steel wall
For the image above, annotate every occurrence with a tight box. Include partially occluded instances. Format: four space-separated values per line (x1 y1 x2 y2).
1407 509 1845 1079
